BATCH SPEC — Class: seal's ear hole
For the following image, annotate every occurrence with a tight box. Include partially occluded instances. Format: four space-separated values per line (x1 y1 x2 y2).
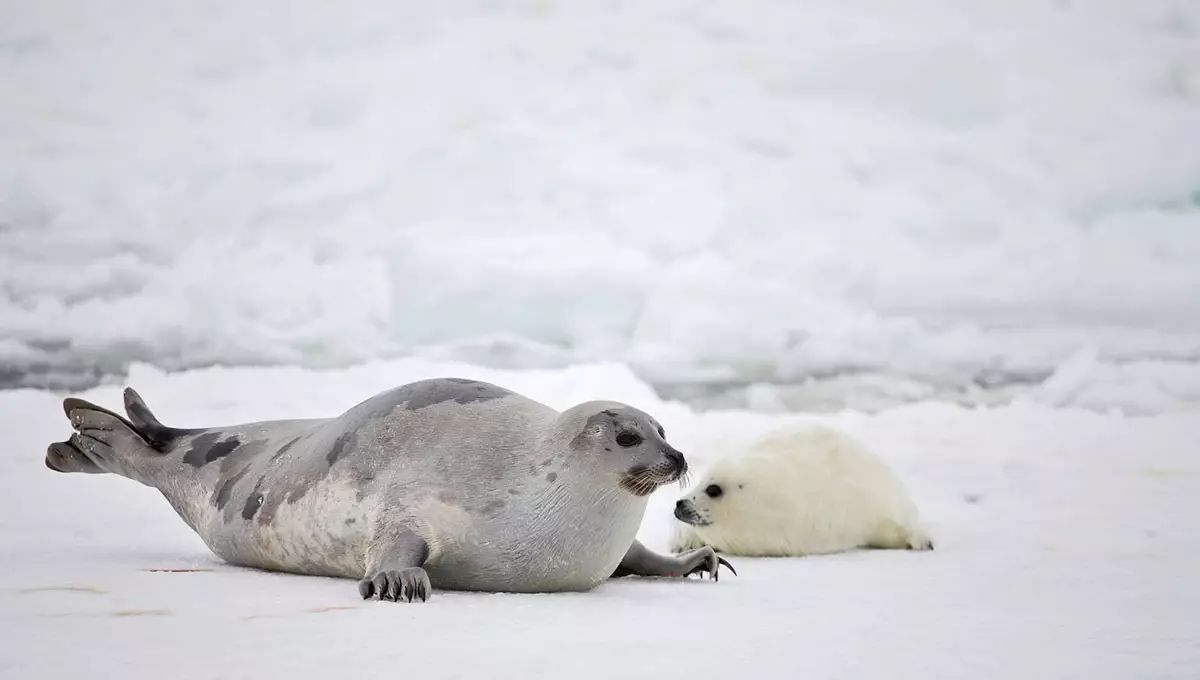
705 484 724 498
615 432 642 448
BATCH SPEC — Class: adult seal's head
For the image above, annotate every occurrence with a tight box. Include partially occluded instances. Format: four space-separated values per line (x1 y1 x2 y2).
556 402 688 496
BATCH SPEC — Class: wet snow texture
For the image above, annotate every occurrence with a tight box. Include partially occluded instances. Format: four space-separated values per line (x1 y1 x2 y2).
1 361 1197 679
3 1 1200 411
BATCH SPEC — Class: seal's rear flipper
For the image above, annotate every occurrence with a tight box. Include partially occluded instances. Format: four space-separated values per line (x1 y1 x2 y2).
46 389 201 478
61 397 139 433
45 440 106 474
123 388 198 450
54 396 164 480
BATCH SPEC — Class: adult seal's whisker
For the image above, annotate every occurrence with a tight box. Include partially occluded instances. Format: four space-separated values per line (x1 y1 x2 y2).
678 470 692 489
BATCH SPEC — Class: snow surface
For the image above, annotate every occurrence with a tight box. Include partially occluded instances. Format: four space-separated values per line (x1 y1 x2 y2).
3 0 1200 411
2 360 1198 679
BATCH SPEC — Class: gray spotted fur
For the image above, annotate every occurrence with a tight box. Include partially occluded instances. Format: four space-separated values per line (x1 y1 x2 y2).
45 378 730 596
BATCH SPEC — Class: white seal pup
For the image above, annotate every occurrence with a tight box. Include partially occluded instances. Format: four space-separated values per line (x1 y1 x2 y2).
670 425 932 556
46 378 733 603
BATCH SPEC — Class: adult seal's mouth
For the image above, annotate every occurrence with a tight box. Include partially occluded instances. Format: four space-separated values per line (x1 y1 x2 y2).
620 447 688 496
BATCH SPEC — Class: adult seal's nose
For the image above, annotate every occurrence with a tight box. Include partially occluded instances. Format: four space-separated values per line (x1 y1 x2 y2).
663 447 686 471
675 499 686 510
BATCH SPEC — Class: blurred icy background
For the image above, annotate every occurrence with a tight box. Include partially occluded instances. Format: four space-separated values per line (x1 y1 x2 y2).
3 0 1200 413
4 4 1200 678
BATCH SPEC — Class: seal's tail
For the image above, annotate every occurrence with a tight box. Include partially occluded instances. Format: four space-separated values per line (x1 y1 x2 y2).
45 388 191 482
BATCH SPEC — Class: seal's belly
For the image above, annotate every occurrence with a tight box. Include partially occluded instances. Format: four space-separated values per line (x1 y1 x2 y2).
421 509 643 593
193 476 373 578
424 550 617 593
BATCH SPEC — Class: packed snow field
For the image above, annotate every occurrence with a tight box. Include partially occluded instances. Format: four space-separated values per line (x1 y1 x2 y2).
4 0 1200 411
1 359 1197 679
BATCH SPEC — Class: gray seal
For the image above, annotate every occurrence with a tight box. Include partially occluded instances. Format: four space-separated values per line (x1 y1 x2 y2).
45 378 734 602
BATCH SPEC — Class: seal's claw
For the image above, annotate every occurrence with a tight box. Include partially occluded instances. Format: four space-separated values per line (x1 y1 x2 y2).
388 572 405 602
361 567 431 604
717 556 737 577
676 545 735 583
373 573 390 601
404 567 431 603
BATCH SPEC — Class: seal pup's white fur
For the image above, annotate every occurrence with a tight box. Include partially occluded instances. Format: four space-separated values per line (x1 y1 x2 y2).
670 425 932 556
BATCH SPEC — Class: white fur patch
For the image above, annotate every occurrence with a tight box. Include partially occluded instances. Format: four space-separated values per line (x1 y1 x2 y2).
670 425 930 556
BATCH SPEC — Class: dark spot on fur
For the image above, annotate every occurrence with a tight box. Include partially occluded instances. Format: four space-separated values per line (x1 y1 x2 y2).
242 492 264 520
213 464 253 510
326 431 357 467
270 436 303 461
207 437 240 463
182 432 218 467
571 411 617 450
287 484 312 505
540 458 552 467
508 488 520 495
241 473 270 520
345 518 357 525
545 472 557 483
480 499 505 516
257 494 282 525
183 433 240 468
396 378 511 411
604 447 611 452
285 462 331 505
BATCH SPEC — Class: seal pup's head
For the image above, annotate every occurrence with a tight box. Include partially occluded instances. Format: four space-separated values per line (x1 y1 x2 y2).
559 402 687 497
672 455 762 530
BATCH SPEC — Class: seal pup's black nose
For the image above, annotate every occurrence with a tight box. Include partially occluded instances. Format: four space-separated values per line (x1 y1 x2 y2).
674 499 694 522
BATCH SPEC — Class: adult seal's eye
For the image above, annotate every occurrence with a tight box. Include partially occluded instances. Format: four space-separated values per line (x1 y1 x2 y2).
705 484 723 498
615 432 642 448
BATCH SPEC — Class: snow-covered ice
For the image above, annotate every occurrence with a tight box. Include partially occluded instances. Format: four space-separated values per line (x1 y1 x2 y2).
1 360 1197 679
3 0 1200 411
3 1 1199 674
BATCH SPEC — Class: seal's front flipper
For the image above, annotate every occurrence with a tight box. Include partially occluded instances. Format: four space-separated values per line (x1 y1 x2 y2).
360 529 431 603
611 540 736 581
358 567 431 603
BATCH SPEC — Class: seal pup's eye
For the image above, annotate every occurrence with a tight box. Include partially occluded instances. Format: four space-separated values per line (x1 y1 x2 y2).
615 432 642 448
705 484 723 498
